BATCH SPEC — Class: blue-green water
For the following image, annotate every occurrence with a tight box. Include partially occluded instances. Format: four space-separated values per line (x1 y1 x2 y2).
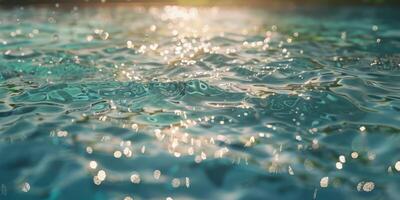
0 5 400 200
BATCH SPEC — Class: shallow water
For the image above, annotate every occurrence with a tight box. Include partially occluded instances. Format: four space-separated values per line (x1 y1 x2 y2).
0 5 400 200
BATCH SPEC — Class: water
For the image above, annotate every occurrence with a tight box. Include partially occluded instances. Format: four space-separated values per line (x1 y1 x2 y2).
0 5 400 200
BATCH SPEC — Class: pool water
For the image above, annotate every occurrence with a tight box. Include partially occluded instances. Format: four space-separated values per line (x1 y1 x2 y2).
0 5 400 200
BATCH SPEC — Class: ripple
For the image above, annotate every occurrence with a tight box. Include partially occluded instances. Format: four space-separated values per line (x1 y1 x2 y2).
0 5 399 200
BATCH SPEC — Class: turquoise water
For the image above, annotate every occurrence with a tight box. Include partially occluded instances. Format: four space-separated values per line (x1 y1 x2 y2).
0 5 400 200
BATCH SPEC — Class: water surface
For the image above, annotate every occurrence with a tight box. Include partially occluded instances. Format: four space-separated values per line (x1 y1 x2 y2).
0 5 400 200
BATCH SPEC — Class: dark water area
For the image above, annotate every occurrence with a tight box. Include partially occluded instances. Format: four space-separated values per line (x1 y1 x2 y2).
0 5 399 200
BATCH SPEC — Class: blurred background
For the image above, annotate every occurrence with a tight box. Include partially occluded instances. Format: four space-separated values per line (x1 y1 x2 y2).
0 0 399 6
